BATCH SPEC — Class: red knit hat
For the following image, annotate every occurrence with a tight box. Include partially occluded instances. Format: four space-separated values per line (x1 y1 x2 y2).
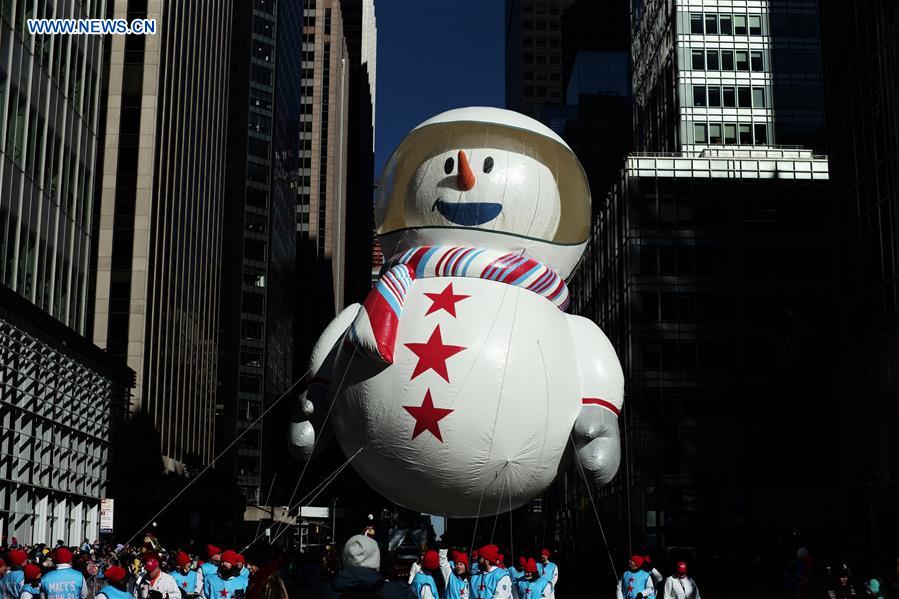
221 550 239 565
9 549 28 566
629 555 644 568
23 564 42 582
525 558 539 574
676 561 687 574
454 552 469 566
235 554 246 565
422 550 440 571
518 556 527 568
206 545 222 558
175 552 191 567
472 550 479 559
105 566 128 584
478 544 501 565
497 554 505 567
54 548 72 564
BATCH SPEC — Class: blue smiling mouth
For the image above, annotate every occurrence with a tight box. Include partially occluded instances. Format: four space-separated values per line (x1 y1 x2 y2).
434 197 503 226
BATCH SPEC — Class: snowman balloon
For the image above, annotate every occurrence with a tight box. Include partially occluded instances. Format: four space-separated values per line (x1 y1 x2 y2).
290 107 624 517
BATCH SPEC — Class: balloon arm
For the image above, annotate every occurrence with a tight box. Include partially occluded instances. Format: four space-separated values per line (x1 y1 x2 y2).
288 303 362 461
567 314 625 486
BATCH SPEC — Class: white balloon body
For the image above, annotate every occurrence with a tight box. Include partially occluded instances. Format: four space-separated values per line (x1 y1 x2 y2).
329 276 582 517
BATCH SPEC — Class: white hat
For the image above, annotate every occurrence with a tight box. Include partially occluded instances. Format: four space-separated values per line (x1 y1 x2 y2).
343 534 380 570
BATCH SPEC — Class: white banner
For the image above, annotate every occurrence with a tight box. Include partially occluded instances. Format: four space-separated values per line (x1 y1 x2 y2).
99 498 114 533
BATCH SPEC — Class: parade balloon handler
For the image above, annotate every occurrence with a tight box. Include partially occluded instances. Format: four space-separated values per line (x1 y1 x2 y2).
439 549 470 599
617 555 655 599
200 546 221 581
410 550 444 599
202 550 246 599
536 549 558 597
40 548 87 599
516 559 552 599
170 552 202 598
95 566 130 599
289 106 624 521
17 565 42 599
136 555 180 599
4 549 28 599
662 561 700 599
470 544 512 599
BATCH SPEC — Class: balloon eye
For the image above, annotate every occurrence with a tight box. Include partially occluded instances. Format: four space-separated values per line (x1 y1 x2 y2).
444 157 454 174
483 157 494 173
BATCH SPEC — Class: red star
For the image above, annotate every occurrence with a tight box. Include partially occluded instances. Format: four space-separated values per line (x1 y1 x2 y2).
404 325 465 382
181 583 188 589
424 283 470 317
219 589 229 598
403 390 454 441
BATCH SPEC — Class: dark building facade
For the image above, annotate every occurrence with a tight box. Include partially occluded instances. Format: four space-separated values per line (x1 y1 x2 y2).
567 152 837 584
0 2 134 544
218 0 299 507
821 0 899 553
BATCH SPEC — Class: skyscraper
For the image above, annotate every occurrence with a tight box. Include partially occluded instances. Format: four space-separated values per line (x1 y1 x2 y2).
505 0 574 120
218 0 299 507
92 1 233 470
632 0 826 153
0 1 134 544
821 0 899 553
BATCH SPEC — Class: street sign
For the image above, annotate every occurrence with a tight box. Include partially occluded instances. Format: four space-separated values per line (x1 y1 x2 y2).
100 498 114 533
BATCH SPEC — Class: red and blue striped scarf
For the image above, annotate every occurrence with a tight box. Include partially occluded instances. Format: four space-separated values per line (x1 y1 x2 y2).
349 246 569 362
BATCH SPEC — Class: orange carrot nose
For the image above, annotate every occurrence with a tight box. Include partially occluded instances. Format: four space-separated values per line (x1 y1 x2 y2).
457 150 476 191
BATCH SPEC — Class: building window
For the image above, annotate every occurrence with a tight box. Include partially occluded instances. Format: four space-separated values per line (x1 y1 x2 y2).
691 50 704 70
722 86 736 107
243 269 266 288
735 50 749 71
734 14 747 34
724 123 737 144
750 50 763 71
709 123 722 144
739 124 752 144
242 291 265 315
706 50 719 70
692 85 706 107
754 123 768 144
708 86 721 107
719 14 732 34
749 15 762 35
738 86 751 107
752 87 766 108
690 13 703 34
694 123 708 143
239 375 262 394
721 50 734 70
704 14 717 34
241 321 263 341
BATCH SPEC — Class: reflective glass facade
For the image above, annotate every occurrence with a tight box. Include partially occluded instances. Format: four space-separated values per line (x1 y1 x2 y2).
0 0 106 335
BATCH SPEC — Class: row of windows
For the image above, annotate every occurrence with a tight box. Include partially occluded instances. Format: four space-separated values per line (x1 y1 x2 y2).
523 85 561 98
522 37 560 48
689 13 763 36
521 19 560 32
693 122 768 145
691 85 766 108
690 49 764 72
521 52 561 65
524 70 561 82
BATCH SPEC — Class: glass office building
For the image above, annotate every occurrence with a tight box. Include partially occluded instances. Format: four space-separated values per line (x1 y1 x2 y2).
0 1 134 545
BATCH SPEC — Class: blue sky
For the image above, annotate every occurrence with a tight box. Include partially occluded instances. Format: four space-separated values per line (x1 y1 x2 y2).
374 0 506 175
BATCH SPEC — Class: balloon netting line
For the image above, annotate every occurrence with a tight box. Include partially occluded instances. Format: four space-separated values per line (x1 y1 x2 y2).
468 288 520 554
569 432 619 582
242 444 365 550
271 340 360 542
84 366 313 583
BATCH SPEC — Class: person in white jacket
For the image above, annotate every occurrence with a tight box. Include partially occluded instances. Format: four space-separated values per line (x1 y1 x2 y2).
663 562 700 599
135 556 181 599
